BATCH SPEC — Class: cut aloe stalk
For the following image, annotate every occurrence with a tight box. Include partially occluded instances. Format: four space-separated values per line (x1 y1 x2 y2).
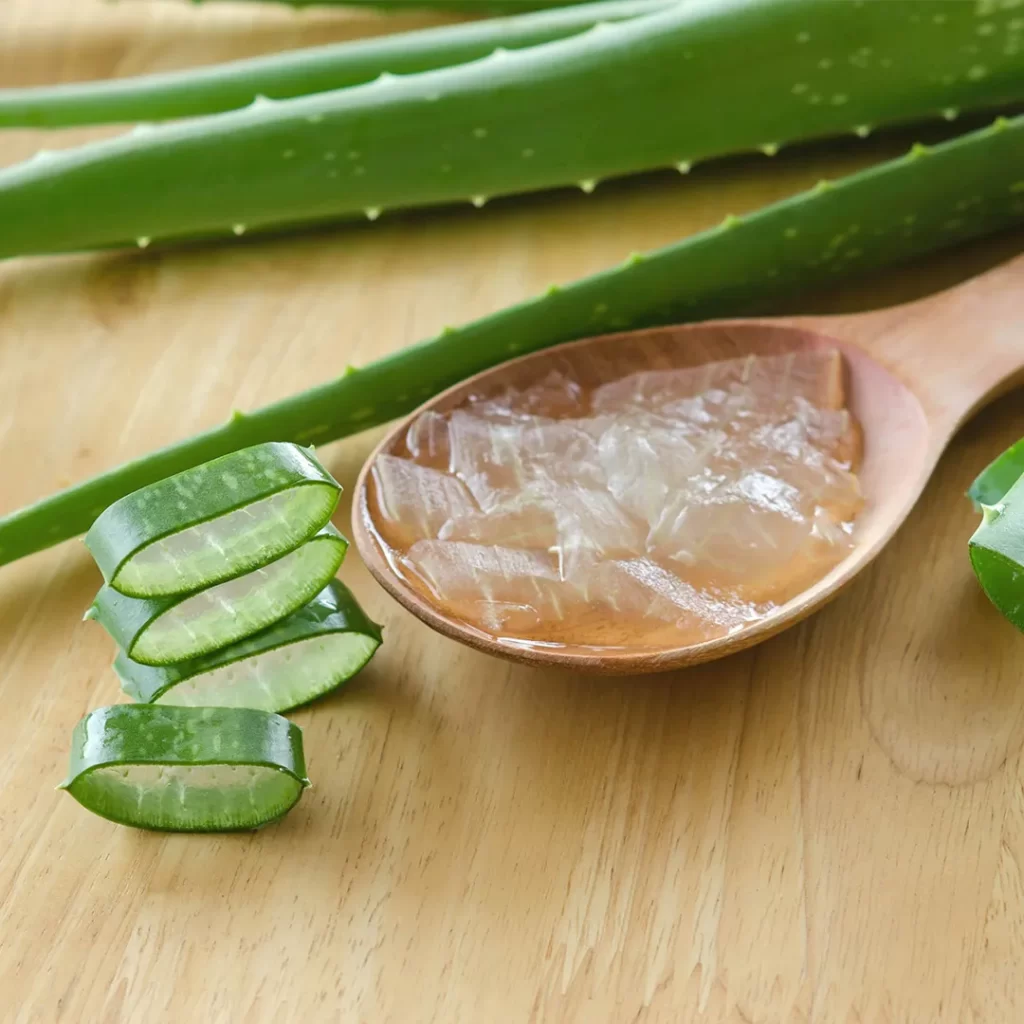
85 441 340 598
969 438 1024 510
87 524 348 665
115 580 382 712
60 704 309 831
969 471 1024 634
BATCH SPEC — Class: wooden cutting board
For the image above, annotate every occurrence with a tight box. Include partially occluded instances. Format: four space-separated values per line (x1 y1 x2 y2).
1 3 1023 1021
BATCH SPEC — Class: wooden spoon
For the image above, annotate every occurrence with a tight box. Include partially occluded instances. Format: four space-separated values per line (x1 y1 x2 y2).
353 254 1024 674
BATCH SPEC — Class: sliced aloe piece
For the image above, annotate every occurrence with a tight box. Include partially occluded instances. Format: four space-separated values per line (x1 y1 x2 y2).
115 580 382 712
969 471 1024 634
968 438 1024 510
60 704 309 831
88 524 348 665
85 441 341 598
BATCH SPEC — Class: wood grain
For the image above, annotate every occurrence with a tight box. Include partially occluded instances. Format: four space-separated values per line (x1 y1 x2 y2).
1 2 1023 1021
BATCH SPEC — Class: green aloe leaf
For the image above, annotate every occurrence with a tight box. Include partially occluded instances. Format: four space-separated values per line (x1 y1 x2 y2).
1 115 1022 568
0 0 666 127
87 525 349 665
0 0 1022 257
968 437 1024 509
970 470 1024 634
60 704 309 832
85 441 341 598
206 0 598 10
115 580 382 712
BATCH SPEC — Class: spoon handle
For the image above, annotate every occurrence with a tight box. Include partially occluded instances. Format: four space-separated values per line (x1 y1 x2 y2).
805 254 1024 438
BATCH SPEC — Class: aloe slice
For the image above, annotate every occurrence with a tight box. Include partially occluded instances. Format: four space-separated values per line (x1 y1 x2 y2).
87 524 348 665
115 580 382 712
969 471 1024 634
85 441 340 598
60 704 309 831
968 439 1024 510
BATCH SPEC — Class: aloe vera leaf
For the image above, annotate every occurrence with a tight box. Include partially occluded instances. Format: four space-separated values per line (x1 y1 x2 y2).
204 0 598 10
968 437 1024 509
116 580 382 712
0 0 666 127
1 1 1023 258
60 705 309 831
87 524 349 665
85 441 340 598
969 472 1024 634
1 115 1022 568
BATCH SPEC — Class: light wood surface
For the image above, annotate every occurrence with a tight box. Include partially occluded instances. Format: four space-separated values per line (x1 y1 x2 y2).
2 3 1024 1022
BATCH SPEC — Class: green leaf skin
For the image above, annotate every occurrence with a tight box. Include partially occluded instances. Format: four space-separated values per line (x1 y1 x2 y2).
204 0 599 10
85 441 341 598
1 0 1023 257
970 472 1024 634
0 0 667 127
968 437 1024 509
60 705 309 832
88 524 349 665
115 580 383 712
1 115 1023 568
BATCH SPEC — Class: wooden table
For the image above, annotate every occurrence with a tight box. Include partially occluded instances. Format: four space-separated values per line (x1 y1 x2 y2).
2 3 1023 1021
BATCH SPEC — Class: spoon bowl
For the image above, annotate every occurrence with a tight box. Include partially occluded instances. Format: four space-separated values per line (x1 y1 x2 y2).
353 255 1024 674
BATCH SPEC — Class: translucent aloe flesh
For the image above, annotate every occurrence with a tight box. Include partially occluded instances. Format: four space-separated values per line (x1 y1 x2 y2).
85 441 340 598
968 438 1024 508
0 1 667 127
116 580 382 712
1 0 1023 258
87 525 349 665
60 705 309 831
1 115 1022 568
970 470 1024 633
